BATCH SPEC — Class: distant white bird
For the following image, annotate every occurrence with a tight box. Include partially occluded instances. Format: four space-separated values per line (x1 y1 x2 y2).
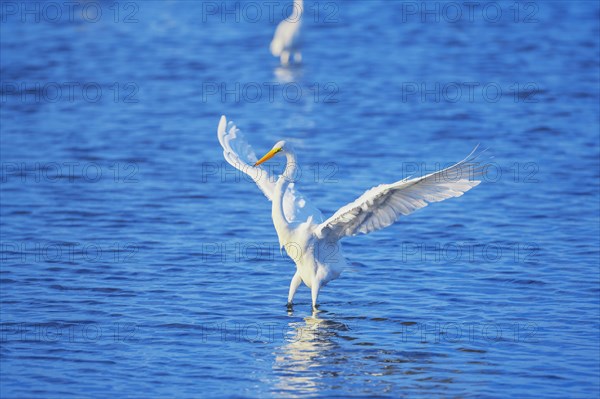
217 116 485 310
270 0 303 65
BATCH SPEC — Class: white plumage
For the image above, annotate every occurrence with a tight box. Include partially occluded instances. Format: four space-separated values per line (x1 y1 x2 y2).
270 0 303 65
217 115 322 226
217 116 485 309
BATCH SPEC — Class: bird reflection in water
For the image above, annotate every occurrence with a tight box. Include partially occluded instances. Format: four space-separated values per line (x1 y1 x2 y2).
274 64 303 84
272 310 351 395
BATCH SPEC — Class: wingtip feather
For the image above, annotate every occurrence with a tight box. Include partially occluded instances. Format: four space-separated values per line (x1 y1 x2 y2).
218 115 227 134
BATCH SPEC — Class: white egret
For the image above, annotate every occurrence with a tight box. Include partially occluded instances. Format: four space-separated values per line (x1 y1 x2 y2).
217 116 485 310
270 0 303 66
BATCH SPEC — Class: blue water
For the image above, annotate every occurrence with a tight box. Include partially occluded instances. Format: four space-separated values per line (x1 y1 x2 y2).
1 1 599 397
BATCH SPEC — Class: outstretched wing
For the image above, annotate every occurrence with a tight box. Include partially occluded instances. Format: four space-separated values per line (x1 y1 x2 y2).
315 147 486 241
217 115 276 200
217 115 323 225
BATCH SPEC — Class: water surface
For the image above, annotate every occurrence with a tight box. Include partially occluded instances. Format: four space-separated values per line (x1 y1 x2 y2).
1 1 599 398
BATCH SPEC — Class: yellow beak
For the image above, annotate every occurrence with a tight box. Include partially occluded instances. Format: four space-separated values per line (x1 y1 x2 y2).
254 148 280 166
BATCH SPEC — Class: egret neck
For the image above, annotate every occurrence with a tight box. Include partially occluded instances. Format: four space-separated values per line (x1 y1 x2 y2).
282 147 298 182
272 172 292 245
271 146 299 242
291 0 304 20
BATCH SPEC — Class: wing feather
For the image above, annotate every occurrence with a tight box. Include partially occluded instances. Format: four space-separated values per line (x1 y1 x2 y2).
217 115 275 200
315 147 485 240
217 115 323 225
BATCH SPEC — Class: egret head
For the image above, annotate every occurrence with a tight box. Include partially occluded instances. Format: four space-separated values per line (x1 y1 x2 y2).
254 140 288 166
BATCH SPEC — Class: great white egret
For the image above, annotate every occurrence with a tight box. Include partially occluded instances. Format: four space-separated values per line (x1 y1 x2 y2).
270 0 303 65
217 116 485 310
